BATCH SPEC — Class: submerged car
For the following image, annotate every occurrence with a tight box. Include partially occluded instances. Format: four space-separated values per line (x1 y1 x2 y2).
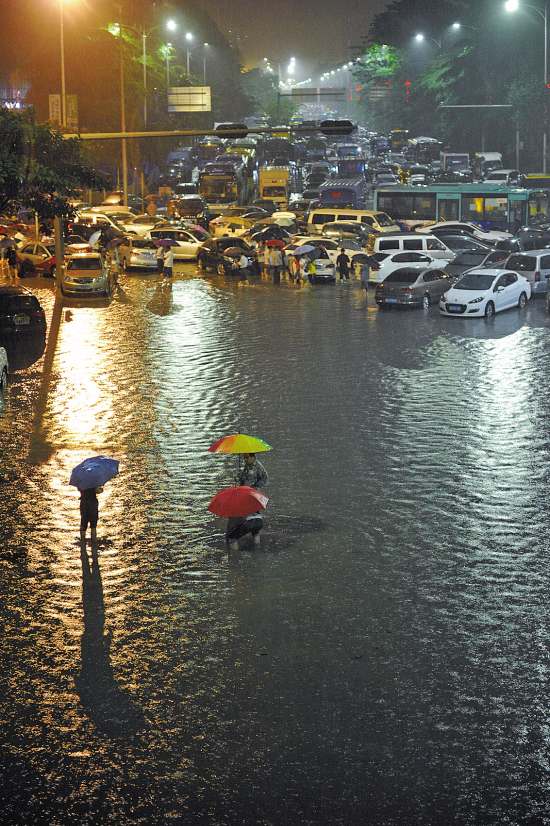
118 238 158 270
197 237 259 275
16 242 58 278
0 285 47 335
61 252 116 297
439 269 531 317
375 267 453 308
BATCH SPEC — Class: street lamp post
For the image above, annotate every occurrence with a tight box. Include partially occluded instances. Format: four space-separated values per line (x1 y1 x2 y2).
505 0 548 171
142 20 176 127
415 33 442 48
60 0 67 127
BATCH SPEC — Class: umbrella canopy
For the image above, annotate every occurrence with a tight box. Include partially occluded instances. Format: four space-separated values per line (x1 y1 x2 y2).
154 238 179 246
88 230 102 247
69 455 119 490
266 239 285 248
105 237 127 251
223 247 246 257
0 237 16 248
208 485 269 518
208 433 272 454
292 244 316 256
352 253 379 266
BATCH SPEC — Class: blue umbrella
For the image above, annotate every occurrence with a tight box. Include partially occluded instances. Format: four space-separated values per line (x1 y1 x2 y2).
292 244 316 256
69 455 119 490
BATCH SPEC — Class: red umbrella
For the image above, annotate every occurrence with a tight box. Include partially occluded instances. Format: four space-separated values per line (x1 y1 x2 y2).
266 239 285 248
208 485 269 518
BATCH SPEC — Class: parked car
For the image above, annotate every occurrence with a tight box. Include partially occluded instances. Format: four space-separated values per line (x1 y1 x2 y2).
0 285 47 335
251 199 280 215
117 213 165 237
76 211 135 235
375 266 453 309
172 195 211 228
285 236 364 267
321 221 374 247
368 251 443 284
504 250 550 296
494 235 550 255
118 238 158 271
288 248 336 282
443 249 509 279
16 242 58 278
420 221 512 242
210 216 256 237
61 252 116 297
101 191 143 210
149 225 211 259
435 234 492 253
0 346 7 389
439 269 531 317
197 237 259 275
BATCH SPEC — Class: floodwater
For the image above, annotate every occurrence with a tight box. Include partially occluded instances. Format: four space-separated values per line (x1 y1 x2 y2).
1 264 550 826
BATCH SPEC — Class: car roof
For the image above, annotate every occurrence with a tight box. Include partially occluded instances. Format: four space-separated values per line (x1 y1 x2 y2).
0 285 35 296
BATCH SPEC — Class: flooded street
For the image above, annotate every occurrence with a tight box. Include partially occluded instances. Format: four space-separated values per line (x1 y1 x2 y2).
2 264 550 825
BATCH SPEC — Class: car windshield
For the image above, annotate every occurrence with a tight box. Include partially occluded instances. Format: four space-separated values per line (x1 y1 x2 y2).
374 213 395 227
506 255 535 271
453 252 488 266
68 257 103 270
454 273 495 290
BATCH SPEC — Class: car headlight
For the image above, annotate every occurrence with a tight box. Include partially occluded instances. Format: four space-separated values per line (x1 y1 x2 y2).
468 296 484 304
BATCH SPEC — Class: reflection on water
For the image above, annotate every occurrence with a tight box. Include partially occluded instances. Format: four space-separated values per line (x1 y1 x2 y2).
1 269 550 824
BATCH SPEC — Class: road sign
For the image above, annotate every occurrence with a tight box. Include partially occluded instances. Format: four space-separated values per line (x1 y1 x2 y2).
168 87 211 113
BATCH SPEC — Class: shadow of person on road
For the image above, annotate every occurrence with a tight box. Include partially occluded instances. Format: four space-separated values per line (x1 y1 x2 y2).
74 542 145 739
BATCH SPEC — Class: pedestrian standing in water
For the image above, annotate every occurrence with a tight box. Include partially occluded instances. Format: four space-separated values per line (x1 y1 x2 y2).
156 243 164 276
79 486 103 544
270 246 283 283
227 453 269 551
6 245 17 278
163 245 174 278
336 248 351 281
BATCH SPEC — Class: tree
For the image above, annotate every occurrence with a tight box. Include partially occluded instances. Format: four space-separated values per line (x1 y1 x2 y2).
0 108 107 222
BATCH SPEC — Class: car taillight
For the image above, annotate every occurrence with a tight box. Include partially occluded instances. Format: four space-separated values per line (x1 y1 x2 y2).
371 263 380 270
535 270 541 282
400 287 415 292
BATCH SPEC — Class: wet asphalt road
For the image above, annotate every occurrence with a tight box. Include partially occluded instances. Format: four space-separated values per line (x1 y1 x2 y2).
1 262 550 825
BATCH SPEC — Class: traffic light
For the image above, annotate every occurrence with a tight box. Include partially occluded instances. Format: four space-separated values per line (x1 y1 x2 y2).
405 80 412 104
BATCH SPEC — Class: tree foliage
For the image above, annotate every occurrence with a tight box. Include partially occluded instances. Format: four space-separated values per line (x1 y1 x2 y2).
0 108 107 220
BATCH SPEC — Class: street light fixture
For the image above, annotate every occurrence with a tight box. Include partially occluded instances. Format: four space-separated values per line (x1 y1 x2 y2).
142 20 176 127
415 32 442 48
505 0 548 171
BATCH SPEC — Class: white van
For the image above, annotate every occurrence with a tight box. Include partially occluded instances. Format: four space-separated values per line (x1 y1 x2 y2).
307 208 399 234
369 232 454 260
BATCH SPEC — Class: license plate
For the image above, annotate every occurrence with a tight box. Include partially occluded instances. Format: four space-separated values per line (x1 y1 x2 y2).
384 298 397 303
14 315 30 325
448 305 461 312
143 253 155 259
76 285 93 290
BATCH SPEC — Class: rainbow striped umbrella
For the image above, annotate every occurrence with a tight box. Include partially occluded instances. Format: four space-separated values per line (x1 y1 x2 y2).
207 433 272 454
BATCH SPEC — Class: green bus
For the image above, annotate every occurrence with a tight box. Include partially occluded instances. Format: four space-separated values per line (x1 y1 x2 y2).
374 183 550 232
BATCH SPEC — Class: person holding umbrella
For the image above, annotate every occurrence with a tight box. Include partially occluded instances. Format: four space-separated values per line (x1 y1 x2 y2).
70 456 119 545
235 452 268 491
163 244 174 278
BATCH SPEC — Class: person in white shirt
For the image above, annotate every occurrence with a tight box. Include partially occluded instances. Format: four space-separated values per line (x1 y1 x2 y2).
163 245 174 278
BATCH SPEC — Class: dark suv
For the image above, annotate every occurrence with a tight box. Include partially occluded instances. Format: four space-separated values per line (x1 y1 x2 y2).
173 195 210 228
197 238 259 275
0 286 47 335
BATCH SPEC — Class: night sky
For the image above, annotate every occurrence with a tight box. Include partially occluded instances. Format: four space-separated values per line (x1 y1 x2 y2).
202 0 389 74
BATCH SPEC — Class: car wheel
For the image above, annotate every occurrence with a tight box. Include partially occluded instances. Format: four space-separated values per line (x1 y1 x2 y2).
199 256 207 270
485 300 495 317
0 368 7 390
518 291 527 308
217 262 226 276
48 265 56 279
421 294 429 310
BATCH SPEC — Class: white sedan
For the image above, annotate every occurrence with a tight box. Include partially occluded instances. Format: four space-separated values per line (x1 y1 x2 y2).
369 251 443 284
117 213 165 237
439 268 531 317
421 221 511 242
